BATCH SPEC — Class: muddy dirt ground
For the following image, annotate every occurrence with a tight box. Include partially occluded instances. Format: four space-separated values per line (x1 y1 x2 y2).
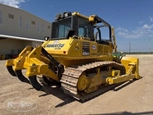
0 55 153 115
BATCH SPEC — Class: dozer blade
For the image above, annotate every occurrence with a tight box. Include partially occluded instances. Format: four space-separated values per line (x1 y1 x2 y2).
29 76 42 90
15 70 29 84
6 66 16 76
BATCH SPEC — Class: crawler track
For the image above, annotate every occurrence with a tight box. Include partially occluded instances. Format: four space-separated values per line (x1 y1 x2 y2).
60 61 125 101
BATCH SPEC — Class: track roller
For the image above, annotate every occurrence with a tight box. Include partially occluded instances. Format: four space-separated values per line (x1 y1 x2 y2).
6 66 16 76
15 70 29 83
29 76 42 90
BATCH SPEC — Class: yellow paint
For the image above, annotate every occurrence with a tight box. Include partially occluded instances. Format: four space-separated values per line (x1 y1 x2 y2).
5 12 140 94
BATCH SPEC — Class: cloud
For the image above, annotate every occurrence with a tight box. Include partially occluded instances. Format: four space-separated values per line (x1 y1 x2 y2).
116 15 153 39
142 24 153 29
139 21 143 24
116 24 153 39
149 16 153 22
0 0 25 8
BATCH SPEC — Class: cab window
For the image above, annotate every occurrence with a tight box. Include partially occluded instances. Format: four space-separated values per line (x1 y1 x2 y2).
78 18 90 38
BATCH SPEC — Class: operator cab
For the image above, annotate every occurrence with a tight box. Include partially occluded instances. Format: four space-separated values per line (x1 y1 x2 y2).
51 12 112 45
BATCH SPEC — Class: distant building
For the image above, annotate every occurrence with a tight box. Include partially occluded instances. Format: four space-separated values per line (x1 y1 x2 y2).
0 3 51 58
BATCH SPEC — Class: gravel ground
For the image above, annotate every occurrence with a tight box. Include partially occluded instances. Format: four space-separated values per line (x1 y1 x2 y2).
0 55 153 115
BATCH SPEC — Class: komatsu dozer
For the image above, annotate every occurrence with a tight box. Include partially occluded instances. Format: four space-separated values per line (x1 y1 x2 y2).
5 12 140 101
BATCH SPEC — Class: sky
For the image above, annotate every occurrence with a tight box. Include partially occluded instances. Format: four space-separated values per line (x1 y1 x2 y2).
1 0 153 52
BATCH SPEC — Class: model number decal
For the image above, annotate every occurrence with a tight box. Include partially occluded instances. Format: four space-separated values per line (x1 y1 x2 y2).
82 42 90 56
46 43 65 49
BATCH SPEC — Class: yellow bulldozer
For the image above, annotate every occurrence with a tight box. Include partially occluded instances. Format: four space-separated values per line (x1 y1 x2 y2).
5 12 140 101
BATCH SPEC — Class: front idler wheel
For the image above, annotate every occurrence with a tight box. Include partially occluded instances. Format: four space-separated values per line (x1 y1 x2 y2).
15 70 29 83
29 76 42 90
6 66 16 76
